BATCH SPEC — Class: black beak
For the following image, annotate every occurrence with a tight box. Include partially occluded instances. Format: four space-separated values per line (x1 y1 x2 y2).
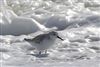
56 35 64 41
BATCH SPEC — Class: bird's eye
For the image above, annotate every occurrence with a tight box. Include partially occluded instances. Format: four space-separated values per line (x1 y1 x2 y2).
49 31 57 36
54 33 56 35
53 32 57 35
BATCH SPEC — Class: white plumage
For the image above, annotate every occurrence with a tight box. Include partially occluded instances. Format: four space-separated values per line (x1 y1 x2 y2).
24 31 63 55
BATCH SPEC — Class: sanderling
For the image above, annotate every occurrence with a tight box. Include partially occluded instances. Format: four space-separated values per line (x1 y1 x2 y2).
24 31 63 55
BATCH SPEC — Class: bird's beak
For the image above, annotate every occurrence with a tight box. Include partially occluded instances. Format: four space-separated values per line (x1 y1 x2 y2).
56 35 64 41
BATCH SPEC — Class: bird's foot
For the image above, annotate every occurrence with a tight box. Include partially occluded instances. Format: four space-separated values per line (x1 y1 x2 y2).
27 51 49 57
38 51 42 55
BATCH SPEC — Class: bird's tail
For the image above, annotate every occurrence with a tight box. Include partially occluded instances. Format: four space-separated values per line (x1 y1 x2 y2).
24 38 32 41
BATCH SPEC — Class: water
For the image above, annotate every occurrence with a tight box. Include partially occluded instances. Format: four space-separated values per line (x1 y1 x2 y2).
0 0 100 67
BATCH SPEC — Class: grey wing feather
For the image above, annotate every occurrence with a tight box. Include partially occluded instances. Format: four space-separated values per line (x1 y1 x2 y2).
28 31 44 38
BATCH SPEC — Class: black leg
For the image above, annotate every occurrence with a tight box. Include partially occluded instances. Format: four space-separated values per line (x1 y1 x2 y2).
45 50 47 54
39 51 41 55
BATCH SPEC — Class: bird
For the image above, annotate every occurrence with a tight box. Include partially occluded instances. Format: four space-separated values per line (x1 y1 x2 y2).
24 31 64 55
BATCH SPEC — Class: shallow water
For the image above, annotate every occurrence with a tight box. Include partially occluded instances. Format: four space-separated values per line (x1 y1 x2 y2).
0 0 100 67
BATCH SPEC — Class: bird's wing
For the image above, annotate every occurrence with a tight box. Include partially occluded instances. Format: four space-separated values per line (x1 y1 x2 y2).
28 31 44 39
26 26 58 39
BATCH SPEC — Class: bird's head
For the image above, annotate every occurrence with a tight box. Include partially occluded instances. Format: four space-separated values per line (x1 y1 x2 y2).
48 31 64 41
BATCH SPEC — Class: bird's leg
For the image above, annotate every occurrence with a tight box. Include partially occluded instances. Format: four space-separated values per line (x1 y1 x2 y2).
39 51 42 55
45 50 47 54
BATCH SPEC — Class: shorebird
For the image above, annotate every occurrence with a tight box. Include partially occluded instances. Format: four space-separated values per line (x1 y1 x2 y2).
24 31 63 55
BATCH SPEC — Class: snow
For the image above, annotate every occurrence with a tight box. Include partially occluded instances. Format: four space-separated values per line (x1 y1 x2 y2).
0 0 100 67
